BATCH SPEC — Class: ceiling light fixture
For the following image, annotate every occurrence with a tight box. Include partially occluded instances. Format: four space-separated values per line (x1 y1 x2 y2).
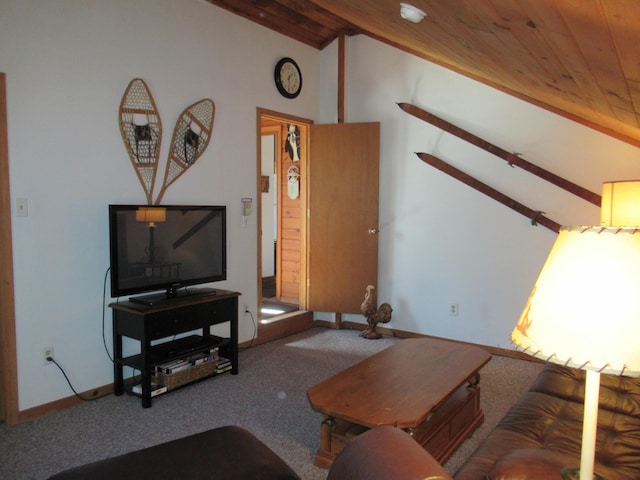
400 3 426 23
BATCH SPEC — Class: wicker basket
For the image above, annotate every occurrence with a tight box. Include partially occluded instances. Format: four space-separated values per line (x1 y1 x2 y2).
153 359 218 391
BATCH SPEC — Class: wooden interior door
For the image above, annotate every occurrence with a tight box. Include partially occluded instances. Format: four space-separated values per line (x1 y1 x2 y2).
306 122 380 314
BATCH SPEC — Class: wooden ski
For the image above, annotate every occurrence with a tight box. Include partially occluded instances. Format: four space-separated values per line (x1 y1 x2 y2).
155 99 215 205
119 79 162 205
417 152 561 233
399 103 601 207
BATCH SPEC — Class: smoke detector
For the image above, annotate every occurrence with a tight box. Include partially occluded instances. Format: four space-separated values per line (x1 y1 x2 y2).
400 3 426 23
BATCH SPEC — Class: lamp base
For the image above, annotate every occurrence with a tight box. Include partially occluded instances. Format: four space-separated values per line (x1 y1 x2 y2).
560 467 604 480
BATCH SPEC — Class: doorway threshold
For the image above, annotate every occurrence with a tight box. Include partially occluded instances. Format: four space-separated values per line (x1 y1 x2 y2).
257 310 314 345
261 299 299 319
260 309 307 325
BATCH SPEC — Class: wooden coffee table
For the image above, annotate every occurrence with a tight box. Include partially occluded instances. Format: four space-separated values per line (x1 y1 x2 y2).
306 337 491 468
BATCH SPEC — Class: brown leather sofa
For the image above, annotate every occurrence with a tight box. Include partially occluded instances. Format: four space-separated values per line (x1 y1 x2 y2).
328 364 640 480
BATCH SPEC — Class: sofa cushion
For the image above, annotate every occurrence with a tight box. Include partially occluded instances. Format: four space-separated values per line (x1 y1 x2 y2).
455 391 640 480
529 364 640 419
487 448 583 480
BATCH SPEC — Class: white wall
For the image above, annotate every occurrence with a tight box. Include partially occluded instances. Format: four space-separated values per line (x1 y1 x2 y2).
320 35 640 347
1 0 319 410
261 134 276 277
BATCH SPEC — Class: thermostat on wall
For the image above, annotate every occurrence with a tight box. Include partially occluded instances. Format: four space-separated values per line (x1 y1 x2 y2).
241 198 252 216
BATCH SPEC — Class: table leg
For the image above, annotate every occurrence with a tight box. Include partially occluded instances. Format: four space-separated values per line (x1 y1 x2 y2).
141 338 152 408
320 417 336 455
113 315 123 396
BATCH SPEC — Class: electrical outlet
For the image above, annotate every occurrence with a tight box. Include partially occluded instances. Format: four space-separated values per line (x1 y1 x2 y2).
243 304 250 314
43 347 54 365
16 198 28 217
449 303 459 316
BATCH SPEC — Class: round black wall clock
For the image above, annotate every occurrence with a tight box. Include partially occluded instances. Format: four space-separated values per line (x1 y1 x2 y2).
274 57 302 99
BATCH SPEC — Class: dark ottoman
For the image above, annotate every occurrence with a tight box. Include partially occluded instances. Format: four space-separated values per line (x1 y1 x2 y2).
48 425 300 480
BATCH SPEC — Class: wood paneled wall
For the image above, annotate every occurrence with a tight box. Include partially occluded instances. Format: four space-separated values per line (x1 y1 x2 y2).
278 123 303 303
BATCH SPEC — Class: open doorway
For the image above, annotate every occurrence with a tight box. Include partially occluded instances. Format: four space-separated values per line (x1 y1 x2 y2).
257 109 311 327
256 111 380 341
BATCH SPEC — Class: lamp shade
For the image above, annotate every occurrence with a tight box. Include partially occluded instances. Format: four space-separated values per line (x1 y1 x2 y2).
511 226 640 377
135 206 166 223
601 181 640 226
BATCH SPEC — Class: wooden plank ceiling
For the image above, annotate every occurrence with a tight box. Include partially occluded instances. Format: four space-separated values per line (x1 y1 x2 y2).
207 0 640 147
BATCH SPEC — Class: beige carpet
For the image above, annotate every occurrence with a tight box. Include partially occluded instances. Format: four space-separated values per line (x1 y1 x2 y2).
0 327 543 479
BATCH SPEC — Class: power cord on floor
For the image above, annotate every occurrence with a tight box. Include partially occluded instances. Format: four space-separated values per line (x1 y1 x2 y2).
47 267 114 401
47 355 98 402
240 307 257 350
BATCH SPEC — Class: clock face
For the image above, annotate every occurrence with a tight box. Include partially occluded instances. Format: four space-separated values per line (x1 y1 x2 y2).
275 58 302 98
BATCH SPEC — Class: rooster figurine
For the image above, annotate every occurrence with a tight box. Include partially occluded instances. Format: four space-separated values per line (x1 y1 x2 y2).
360 285 393 339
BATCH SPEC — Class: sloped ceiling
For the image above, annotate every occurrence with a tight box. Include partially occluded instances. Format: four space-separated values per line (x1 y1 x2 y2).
207 0 640 147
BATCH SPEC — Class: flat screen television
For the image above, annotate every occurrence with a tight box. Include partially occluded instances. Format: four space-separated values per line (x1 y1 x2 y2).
109 205 226 305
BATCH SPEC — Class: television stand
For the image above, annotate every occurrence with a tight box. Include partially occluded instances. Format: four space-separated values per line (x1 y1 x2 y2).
111 289 240 407
129 287 218 307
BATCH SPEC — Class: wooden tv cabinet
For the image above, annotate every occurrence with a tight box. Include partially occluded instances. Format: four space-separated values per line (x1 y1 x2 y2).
110 289 239 408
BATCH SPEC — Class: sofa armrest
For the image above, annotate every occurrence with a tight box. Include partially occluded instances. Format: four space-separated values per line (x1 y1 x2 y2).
327 426 452 480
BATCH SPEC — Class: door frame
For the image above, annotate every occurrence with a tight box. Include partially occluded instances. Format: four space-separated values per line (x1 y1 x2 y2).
0 72 19 425
256 108 312 322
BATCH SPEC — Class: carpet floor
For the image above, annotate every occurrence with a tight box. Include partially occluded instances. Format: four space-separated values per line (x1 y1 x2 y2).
0 327 543 479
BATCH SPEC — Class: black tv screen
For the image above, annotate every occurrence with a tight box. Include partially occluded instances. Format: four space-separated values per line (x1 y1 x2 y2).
109 205 226 302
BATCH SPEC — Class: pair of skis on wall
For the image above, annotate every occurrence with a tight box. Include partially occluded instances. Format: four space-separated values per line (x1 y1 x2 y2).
119 78 215 205
398 102 602 234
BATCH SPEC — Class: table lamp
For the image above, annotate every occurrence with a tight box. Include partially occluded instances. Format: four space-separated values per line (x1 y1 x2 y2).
511 224 640 480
